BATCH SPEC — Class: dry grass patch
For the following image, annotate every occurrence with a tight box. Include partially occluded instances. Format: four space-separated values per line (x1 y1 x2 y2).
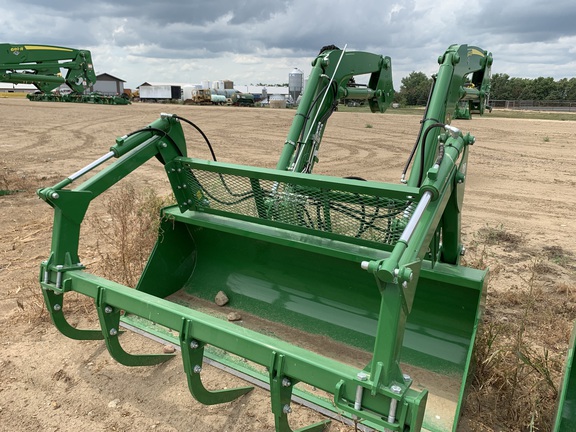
8 183 171 325
1 163 30 195
463 224 574 431
543 245 574 269
89 183 171 287
467 262 565 431
477 224 523 247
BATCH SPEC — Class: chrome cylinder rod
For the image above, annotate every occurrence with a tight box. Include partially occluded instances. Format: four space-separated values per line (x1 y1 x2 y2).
399 191 433 244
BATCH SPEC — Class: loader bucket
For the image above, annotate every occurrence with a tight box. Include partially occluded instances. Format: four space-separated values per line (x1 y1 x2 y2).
126 159 487 431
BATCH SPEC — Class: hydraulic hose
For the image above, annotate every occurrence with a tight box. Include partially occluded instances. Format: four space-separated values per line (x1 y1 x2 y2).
400 76 438 183
173 114 253 199
417 122 445 186
174 115 217 161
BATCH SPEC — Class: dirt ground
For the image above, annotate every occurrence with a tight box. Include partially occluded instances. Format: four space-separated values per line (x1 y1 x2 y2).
1 98 575 431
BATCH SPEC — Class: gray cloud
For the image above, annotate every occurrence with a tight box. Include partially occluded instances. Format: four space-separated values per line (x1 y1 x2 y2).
477 0 576 42
1 0 575 88
9 0 292 25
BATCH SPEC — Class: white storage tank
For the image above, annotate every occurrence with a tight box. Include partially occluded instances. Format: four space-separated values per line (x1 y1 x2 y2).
289 68 303 102
182 85 195 101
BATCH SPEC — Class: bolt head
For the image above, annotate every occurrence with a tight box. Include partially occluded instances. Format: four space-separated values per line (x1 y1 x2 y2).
109 328 118 336
51 192 59 199
190 340 199 349
193 365 202 374
402 281 408 289
356 372 369 381
53 304 61 311
104 306 113 314
281 378 292 387
390 385 402 394
403 374 411 382
282 404 292 414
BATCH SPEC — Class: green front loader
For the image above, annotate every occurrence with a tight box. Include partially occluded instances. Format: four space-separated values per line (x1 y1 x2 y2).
0 43 130 104
38 45 492 431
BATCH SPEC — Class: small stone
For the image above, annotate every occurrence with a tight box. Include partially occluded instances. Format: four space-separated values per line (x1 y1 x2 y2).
227 312 242 321
215 291 229 306
51 401 61 410
108 399 120 408
163 345 176 354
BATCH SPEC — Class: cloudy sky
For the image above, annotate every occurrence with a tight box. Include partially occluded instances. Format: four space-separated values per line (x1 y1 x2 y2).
1 0 575 90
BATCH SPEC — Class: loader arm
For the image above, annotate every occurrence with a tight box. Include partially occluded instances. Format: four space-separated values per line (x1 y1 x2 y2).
406 45 492 188
402 44 493 264
277 47 394 173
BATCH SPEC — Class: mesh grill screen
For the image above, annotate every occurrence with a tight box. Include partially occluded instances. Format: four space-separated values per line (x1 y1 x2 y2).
184 168 415 246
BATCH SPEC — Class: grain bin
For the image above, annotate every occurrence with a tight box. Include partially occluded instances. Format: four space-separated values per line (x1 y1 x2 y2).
289 68 303 103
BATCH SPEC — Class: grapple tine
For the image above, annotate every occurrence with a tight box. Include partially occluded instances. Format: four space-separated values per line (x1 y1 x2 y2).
269 352 330 432
95 288 174 366
42 288 103 341
179 319 253 405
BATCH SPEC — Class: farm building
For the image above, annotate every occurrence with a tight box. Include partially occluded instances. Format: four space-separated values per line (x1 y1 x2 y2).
234 85 289 99
0 82 36 94
88 73 127 96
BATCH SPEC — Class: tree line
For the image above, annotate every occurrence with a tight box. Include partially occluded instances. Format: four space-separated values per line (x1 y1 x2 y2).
395 72 576 106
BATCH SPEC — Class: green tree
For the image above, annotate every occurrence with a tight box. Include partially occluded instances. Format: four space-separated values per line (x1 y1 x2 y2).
529 77 557 100
565 78 576 100
398 71 433 106
490 73 511 100
507 77 531 99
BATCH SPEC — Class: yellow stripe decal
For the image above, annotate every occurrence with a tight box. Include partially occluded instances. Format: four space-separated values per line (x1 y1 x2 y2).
24 45 74 52
468 48 485 57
